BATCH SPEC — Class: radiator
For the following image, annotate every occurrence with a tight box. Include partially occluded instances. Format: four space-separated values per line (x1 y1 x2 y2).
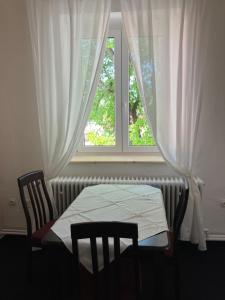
50 176 198 229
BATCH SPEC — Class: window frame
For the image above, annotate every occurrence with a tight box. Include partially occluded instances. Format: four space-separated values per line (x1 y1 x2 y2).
78 29 122 153
78 14 158 154
121 30 158 153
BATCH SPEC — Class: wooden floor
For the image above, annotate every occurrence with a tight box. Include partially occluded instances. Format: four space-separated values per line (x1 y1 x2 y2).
0 235 225 300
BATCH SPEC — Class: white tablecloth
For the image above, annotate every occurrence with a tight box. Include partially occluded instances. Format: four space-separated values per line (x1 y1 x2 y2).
51 184 168 272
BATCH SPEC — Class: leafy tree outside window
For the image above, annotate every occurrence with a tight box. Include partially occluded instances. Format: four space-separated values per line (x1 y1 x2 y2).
82 31 156 152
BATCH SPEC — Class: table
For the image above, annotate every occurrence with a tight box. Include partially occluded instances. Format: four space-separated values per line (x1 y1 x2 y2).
43 184 169 299
43 184 169 261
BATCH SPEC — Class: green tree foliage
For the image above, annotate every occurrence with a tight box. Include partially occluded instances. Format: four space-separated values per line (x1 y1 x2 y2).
85 38 156 147
86 38 115 146
128 58 155 146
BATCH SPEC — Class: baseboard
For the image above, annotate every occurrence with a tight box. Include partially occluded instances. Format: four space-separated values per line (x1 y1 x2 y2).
0 228 26 236
206 234 225 241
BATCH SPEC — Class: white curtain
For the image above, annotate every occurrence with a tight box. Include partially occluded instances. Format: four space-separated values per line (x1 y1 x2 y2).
121 0 211 250
26 0 111 179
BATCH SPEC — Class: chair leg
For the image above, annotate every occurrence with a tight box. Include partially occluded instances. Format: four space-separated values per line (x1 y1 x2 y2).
27 247 32 283
153 252 165 300
46 246 68 300
173 256 180 300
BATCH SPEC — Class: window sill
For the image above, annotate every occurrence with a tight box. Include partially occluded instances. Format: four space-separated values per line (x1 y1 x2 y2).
71 154 165 163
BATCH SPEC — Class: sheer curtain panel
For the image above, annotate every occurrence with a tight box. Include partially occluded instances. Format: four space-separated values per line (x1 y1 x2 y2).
121 0 211 250
26 0 111 179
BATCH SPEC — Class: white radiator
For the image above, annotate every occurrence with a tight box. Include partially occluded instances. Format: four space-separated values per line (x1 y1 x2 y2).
50 176 197 229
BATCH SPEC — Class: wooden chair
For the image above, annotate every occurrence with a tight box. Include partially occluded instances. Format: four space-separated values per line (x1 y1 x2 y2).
17 170 55 281
70 221 141 300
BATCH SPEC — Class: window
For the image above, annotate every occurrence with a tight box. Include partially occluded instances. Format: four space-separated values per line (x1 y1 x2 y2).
79 14 157 154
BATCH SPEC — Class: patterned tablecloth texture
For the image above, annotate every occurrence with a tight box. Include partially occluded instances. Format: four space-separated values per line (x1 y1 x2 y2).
51 184 168 272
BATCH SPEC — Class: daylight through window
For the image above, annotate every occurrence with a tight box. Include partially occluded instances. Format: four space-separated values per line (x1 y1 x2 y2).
79 15 156 154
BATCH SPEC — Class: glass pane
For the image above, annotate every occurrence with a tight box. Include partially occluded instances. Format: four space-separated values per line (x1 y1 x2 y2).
128 58 156 146
84 38 115 146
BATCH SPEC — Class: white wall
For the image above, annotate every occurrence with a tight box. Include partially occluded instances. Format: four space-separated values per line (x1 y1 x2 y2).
0 0 43 232
194 1 225 239
111 0 121 12
0 0 225 239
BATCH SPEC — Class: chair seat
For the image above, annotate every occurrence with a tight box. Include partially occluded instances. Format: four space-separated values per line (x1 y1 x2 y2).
31 220 56 247
164 231 175 257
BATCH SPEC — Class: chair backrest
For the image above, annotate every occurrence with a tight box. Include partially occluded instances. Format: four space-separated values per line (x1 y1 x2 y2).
173 179 189 239
17 170 53 239
71 221 140 300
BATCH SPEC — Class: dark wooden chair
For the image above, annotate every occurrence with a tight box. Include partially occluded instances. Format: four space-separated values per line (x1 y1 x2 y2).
17 170 56 281
163 179 189 300
71 221 141 300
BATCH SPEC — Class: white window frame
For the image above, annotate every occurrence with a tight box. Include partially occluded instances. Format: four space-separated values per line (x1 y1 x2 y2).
78 13 158 154
121 30 158 153
78 29 122 153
